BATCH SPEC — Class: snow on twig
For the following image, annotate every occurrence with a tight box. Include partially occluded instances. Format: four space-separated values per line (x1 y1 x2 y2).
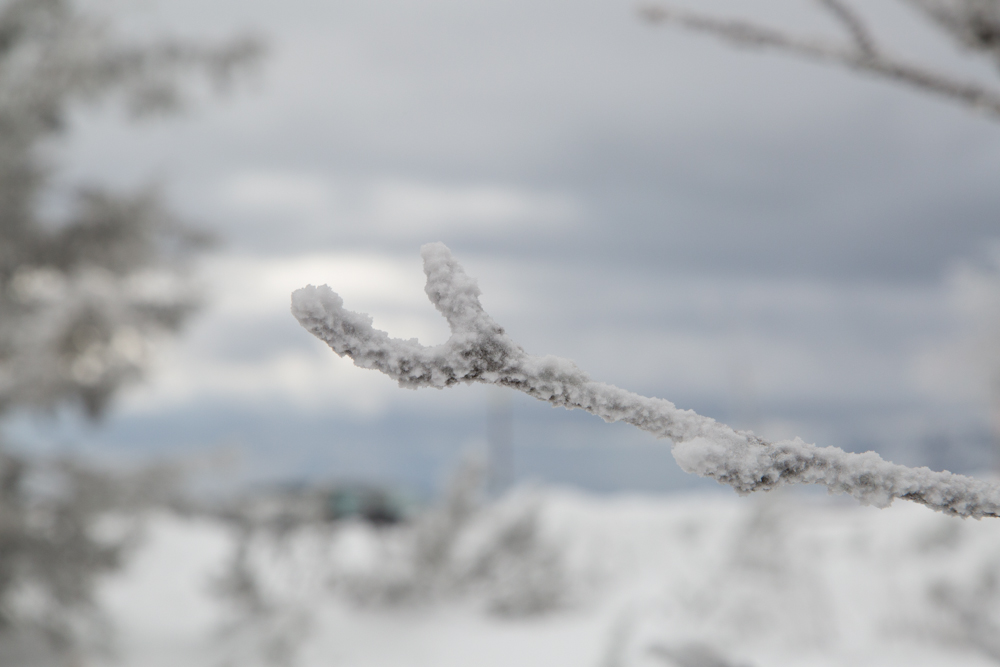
291 243 1000 519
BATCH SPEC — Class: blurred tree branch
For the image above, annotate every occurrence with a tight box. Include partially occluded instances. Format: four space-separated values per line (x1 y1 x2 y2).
0 0 265 419
0 1 266 663
638 0 1000 117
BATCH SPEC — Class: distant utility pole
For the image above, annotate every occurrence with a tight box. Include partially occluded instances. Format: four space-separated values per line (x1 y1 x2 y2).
992 374 1000 472
486 388 514 496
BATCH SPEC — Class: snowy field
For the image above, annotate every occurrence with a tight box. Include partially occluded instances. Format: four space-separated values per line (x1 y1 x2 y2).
98 487 1000 667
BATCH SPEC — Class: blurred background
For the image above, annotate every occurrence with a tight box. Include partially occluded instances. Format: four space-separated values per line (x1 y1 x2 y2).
11 0 1000 496
3 0 1000 665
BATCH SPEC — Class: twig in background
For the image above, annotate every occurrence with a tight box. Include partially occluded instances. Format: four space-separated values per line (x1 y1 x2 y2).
637 1 1000 117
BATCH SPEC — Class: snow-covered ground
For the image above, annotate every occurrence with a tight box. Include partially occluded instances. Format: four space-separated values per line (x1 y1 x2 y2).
98 488 1000 667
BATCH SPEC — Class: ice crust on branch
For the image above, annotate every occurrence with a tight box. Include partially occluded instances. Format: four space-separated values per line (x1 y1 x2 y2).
291 243 1000 519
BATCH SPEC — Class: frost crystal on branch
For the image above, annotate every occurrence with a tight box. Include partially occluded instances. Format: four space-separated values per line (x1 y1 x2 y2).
292 243 1000 519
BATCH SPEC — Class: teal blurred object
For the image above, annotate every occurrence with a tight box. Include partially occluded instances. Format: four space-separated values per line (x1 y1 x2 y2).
324 484 407 525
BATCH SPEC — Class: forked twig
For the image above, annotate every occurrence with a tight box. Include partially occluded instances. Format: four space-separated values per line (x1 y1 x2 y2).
817 0 878 57
292 243 1000 518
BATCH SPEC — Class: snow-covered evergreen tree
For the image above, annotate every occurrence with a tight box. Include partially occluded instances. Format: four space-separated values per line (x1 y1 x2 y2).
0 1 262 662
0 0 262 418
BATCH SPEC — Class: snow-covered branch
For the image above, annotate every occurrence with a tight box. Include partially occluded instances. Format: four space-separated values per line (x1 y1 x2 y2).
292 243 1000 519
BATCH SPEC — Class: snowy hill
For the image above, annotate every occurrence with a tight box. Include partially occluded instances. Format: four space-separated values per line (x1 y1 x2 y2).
94 487 1000 667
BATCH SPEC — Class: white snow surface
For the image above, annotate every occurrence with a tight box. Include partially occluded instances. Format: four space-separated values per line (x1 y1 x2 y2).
99 489 1000 667
291 243 1000 518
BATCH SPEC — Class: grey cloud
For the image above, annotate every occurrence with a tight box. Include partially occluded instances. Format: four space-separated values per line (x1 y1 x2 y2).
45 0 1000 488
68 0 1000 283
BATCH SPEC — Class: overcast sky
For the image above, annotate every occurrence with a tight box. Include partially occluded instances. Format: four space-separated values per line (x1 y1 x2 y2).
16 0 1000 496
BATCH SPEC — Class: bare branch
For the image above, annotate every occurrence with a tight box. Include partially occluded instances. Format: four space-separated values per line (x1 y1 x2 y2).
292 243 1000 519
905 0 1000 65
638 4 1000 117
816 0 878 57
